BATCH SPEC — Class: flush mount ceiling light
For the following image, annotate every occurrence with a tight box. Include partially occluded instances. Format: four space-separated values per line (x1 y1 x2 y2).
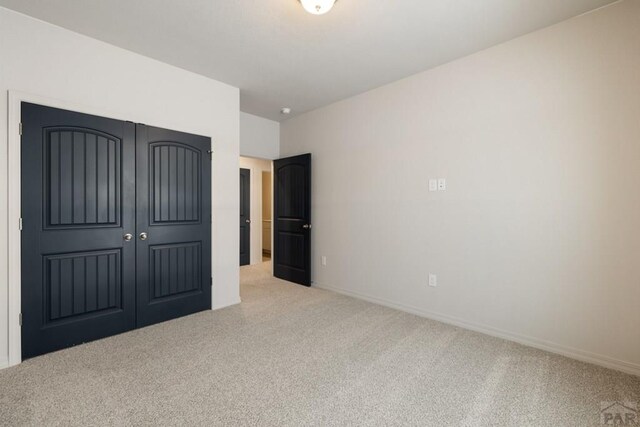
299 0 337 15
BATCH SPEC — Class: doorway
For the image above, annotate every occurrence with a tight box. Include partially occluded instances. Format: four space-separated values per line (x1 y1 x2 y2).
239 153 312 287
239 156 272 270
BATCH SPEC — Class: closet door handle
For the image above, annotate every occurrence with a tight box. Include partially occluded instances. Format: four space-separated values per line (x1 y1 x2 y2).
139 232 148 241
123 233 133 242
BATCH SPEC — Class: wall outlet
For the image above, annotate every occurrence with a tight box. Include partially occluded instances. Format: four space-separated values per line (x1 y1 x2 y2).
429 179 438 192
428 273 437 287
437 178 446 191
321 255 327 266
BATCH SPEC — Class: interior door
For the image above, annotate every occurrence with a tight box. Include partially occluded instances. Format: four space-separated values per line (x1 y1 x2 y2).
273 154 311 286
21 103 136 359
239 168 251 266
135 125 212 327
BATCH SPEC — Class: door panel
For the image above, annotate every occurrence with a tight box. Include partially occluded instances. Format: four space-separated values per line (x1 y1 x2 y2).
45 128 121 228
45 250 122 321
273 154 311 286
239 168 250 266
21 102 136 359
150 242 203 298
136 125 212 327
151 143 201 224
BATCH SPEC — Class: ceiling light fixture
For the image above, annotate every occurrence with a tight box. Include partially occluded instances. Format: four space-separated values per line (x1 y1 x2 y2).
299 0 337 15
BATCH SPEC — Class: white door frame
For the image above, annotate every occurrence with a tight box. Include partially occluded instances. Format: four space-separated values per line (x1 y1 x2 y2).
5 90 215 367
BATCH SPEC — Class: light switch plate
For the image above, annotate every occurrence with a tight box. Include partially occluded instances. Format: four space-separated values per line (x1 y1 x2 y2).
438 178 446 191
429 179 438 192
429 274 437 287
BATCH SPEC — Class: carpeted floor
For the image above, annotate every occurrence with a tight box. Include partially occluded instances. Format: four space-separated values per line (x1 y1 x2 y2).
1 262 638 426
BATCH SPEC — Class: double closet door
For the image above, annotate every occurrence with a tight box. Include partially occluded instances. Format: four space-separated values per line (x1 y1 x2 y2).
21 103 211 359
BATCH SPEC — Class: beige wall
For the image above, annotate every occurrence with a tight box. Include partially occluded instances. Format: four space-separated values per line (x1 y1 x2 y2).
240 112 280 160
280 0 640 374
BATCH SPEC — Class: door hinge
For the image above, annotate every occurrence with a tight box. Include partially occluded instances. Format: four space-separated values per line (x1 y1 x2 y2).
207 150 213 160
19 217 23 231
19 122 23 136
210 277 213 287
19 313 22 327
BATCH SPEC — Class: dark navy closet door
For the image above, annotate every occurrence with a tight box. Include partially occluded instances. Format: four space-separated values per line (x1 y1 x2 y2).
21 103 136 359
135 125 212 327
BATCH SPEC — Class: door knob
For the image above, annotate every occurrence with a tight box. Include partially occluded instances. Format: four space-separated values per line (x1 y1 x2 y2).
139 232 148 241
123 233 133 241
302 224 311 229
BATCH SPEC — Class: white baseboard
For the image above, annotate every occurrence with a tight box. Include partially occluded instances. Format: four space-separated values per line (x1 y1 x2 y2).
313 282 640 377
0 358 8 370
212 297 241 311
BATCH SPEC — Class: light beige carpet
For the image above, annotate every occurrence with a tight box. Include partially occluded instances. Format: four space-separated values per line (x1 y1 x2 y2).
1 262 638 426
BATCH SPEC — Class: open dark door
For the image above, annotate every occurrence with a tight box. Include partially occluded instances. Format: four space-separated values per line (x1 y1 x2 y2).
273 154 311 286
135 125 212 328
239 168 250 266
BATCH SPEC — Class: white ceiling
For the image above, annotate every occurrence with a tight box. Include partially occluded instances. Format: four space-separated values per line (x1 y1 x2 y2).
0 0 616 121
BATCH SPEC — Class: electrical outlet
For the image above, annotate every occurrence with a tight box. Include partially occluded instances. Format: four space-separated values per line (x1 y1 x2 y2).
437 178 446 191
321 256 327 266
429 179 438 192
428 274 437 287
